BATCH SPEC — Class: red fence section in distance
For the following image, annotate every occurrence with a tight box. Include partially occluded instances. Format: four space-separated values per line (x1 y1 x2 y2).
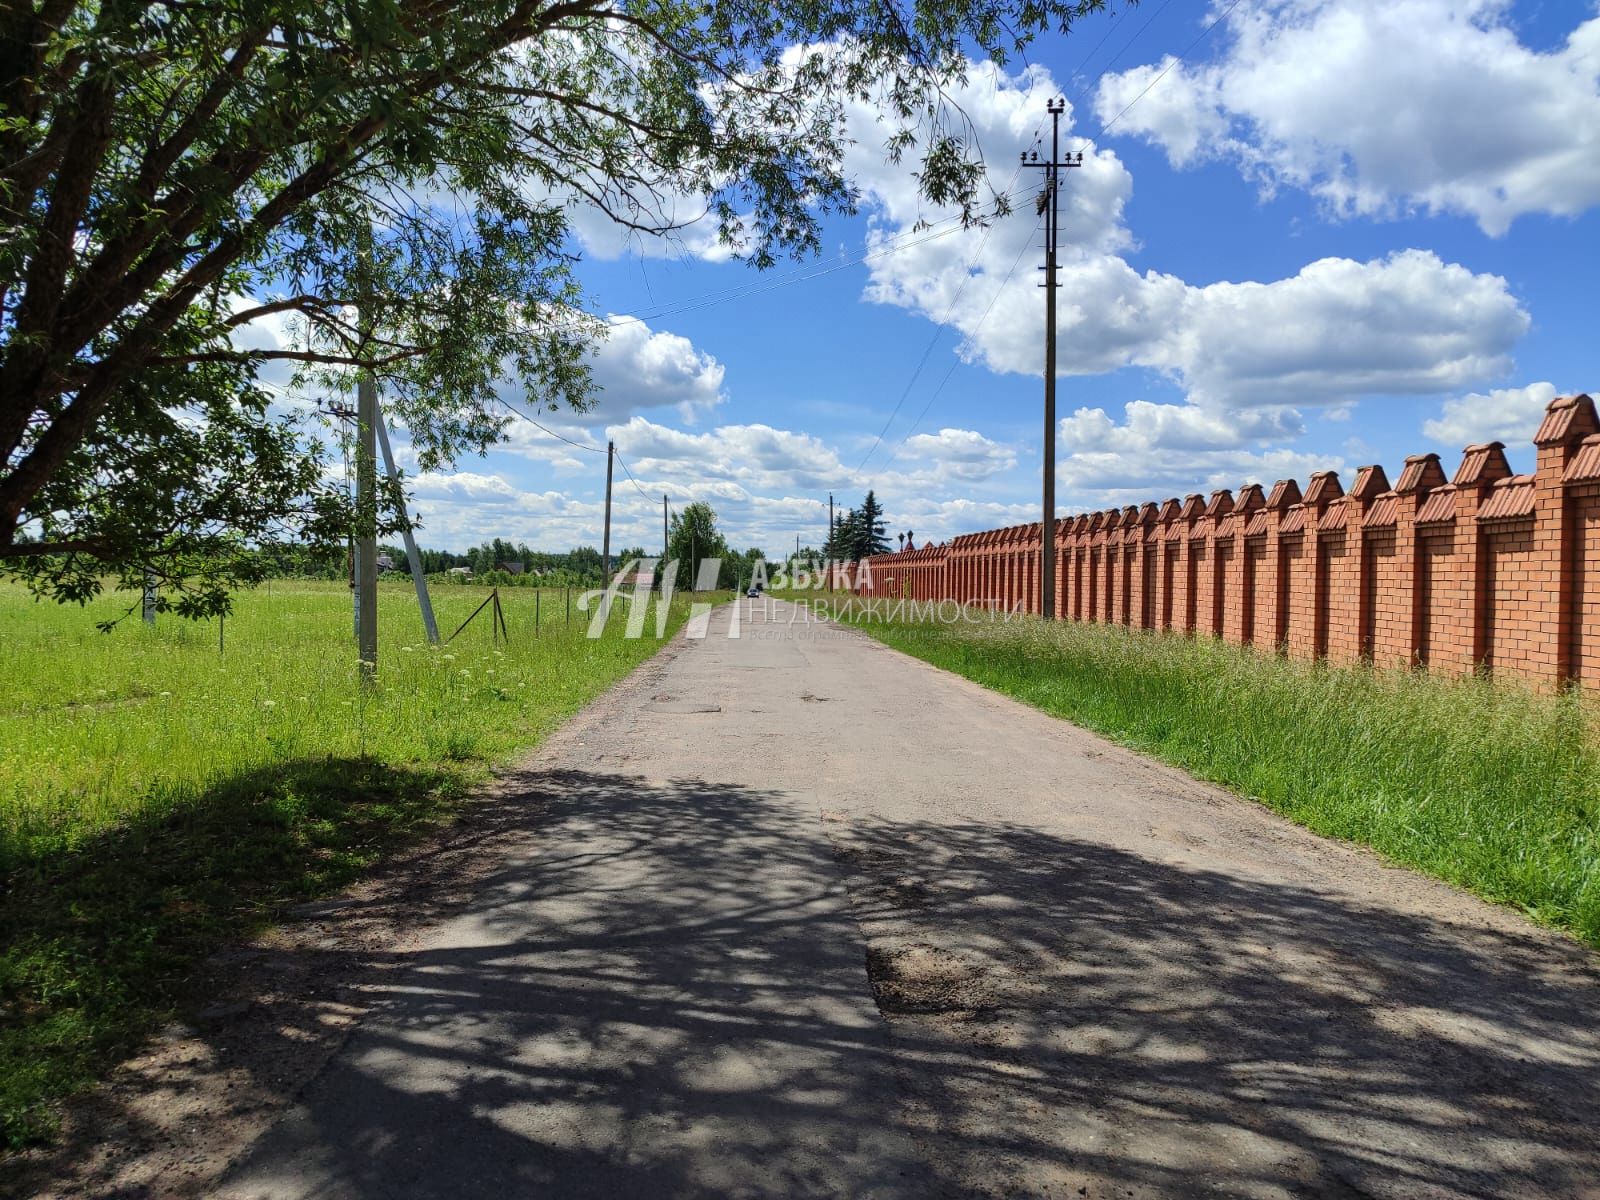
852 393 1600 692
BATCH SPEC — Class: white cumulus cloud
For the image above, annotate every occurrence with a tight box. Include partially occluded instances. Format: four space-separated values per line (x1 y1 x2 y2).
1423 381 1559 446
1095 0 1600 236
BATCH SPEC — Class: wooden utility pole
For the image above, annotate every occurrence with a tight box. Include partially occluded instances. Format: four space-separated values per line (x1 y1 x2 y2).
1023 98 1080 620
602 440 615 584
353 226 379 682
662 493 669 587
356 364 378 683
828 492 834 592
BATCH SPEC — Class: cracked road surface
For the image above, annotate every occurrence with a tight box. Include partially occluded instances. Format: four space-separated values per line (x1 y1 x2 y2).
219 599 1600 1199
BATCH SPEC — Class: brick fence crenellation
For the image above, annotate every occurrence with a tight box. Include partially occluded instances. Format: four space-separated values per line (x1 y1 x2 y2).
851 392 1600 691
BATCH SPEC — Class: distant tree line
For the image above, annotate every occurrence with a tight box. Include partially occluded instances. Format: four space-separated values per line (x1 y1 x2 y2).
252 537 650 587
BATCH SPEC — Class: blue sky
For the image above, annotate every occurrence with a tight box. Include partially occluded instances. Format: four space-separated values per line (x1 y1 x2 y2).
274 0 1600 557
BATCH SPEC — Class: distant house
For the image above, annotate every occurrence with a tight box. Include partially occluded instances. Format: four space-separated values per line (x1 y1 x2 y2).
376 552 396 572
496 561 525 575
447 566 473 578
612 565 656 588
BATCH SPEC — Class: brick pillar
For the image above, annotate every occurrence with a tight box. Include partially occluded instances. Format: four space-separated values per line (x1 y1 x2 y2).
1106 510 1125 623
1201 489 1234 637
1153 499 1180 629
1226 485 1264 644
1117 505 1137 626
1453 442 1513 666
1072 516 1091 621
1532 394 1600 684
1030 522 1043 615
1301 470 1344 658
1006 528 1019 611
1392 454 1447 666
1056 517 1071 620
1134 502 1157 628
1260 479 1301 651
1347 464 1392 660
1174 494 1204 632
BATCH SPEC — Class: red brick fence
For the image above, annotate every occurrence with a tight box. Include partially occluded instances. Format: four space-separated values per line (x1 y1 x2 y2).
854 393 1600 690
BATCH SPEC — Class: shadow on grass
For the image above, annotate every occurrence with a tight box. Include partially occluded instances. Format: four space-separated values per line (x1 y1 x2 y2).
0 755 474 1148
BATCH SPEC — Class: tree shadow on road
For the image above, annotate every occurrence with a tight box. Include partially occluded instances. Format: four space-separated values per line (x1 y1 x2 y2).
831 814 1600 1199
12 768 1600 1199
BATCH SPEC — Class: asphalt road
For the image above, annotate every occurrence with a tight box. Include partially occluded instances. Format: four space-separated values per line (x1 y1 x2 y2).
219 598 1600 1199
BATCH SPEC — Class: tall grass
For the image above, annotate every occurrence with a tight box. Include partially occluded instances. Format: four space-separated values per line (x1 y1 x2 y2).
1 579 704 1147
837 605 1600 949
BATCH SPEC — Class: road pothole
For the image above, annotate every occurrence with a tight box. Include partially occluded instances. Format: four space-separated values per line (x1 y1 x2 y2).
648 694 722 713
865 942 993 1016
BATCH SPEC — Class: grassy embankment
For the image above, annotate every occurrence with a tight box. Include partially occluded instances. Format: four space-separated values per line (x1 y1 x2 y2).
823 597 1600 950
0 578 707 1148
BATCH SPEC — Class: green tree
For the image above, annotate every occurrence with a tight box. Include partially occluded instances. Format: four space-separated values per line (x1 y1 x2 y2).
852 490 892 558
1 0 1106 615
666 501 733 590
826 508 856 562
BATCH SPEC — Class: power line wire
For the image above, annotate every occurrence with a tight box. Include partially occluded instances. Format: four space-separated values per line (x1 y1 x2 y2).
881 222 1041 470
870 0 1249 480
498 398 608 453
514 195 1022 344
1096 0 1245 139
853 152 1045 471
1069 0 1184 136
497 397 661 514
612 447 654 504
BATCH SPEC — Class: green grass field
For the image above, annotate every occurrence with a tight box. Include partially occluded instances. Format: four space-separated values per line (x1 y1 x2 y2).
822 598 1600 951
0 578 709 1148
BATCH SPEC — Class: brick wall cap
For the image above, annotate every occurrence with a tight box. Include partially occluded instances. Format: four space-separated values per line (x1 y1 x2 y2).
1454 442 1513 488
1562 433 1600 484
1395 452 1447 495
1414 484 1458 524
1265 478 1303 510
1318 503 1349 531
1533 393 1598 447
1157 497 1183 522
1179 493 1206 519
1364 492 1400 527
1279 504 1307 534
1350 463 1392 501
1234 483 1267 513
1477 474 1537 522
1303 470 1345 507
1203 488 1235 518
1137 501 1160 523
